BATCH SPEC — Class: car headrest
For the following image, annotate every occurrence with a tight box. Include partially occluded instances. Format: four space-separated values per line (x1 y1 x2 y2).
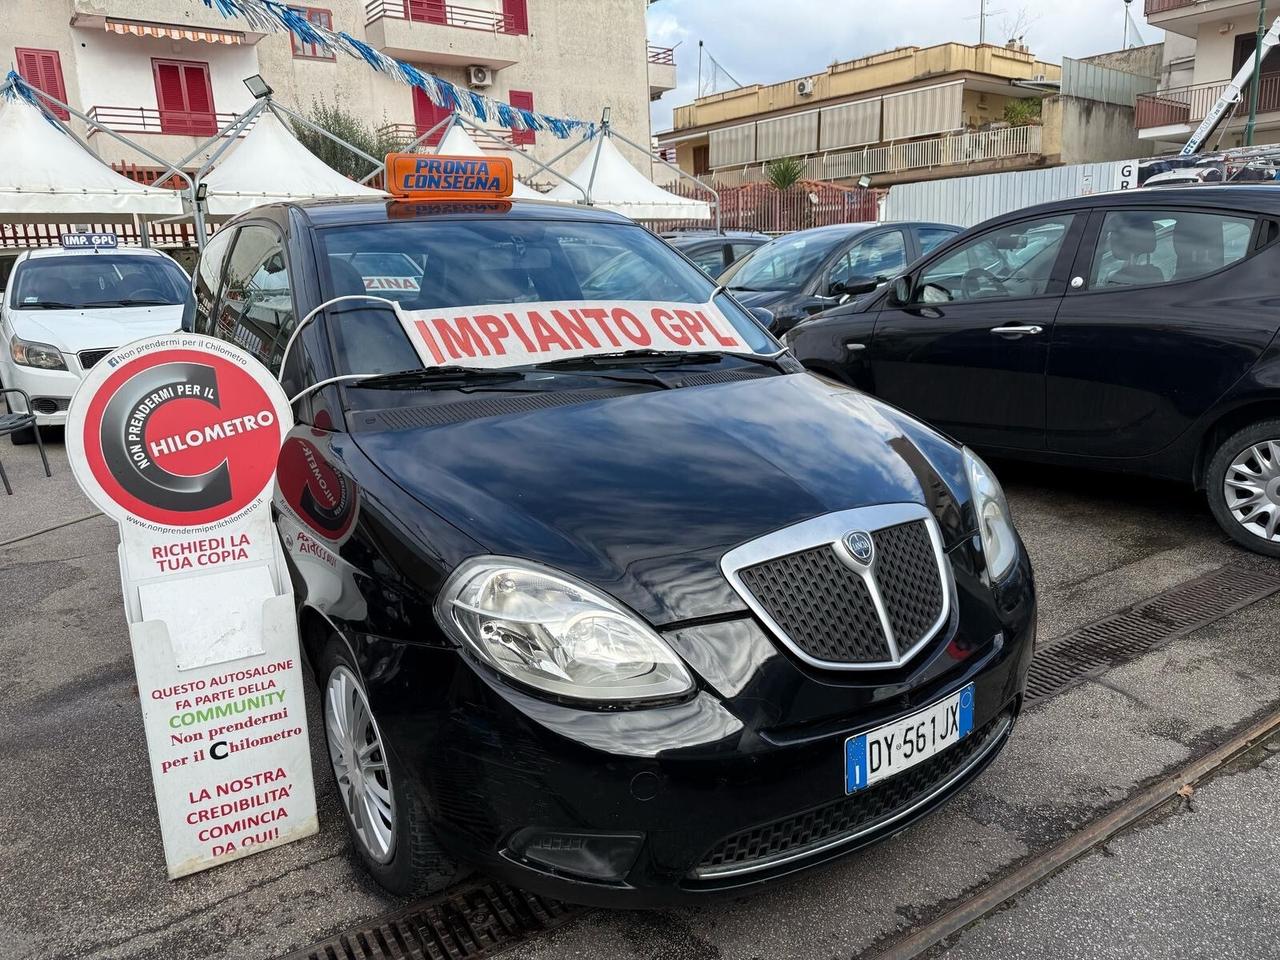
328 258 370 299
1109 216 1158 258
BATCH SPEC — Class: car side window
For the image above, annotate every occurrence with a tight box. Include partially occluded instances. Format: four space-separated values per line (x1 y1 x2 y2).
731 241 761 262
828 231 906 290
915 214 1075 304
1088 209 1254 289
687 244 728 276
192 227 235 335
917 227 958 256
215 224 296 374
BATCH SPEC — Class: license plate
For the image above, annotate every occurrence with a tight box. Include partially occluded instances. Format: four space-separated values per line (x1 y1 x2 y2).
844 684 975 794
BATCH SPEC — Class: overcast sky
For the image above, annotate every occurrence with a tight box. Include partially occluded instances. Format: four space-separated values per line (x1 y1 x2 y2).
646 0 1164 132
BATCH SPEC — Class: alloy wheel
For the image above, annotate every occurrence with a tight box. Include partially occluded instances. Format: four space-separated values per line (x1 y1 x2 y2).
325 665 396 863
1223 439 1280 544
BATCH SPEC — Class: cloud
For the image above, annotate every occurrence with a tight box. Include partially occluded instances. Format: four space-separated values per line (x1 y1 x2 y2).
647 0 1163 132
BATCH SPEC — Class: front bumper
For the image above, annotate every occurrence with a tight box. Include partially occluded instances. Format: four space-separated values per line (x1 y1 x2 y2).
0 359 80 426
369 546 1036 908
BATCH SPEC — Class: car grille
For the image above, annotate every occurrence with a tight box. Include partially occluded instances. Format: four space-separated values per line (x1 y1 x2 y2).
30 397 69 416
737 520 945 666
692 710 1011 878
78 349 113 370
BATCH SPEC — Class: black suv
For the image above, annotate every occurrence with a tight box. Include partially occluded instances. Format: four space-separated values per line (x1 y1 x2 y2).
788 185 1280 557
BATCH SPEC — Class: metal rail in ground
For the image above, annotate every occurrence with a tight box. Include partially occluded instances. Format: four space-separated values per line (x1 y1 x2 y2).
865 705 1280 960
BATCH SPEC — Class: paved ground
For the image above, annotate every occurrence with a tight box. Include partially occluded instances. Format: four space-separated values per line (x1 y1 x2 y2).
0 439 1277 960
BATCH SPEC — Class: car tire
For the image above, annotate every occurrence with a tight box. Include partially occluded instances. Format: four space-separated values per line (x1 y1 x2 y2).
1206 419 1280 558
318 638 466 896
9 426 36 446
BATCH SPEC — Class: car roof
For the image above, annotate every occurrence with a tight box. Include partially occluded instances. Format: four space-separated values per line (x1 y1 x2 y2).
984 184 1280 224
22 245 172 260
284 195 636 229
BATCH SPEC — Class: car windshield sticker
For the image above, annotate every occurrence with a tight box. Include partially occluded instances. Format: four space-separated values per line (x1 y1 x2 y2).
393 299 754 370
363 276 421 292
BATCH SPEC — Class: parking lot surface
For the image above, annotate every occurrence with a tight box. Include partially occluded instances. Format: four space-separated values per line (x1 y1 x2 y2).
1 440 1277 960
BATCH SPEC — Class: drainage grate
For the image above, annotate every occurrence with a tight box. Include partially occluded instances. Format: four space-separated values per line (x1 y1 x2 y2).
1025 564 1280 703
280 880 581 960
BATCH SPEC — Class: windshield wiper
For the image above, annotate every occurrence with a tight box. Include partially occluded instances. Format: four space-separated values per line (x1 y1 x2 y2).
728 285 763 293
87 298 172 307
352 366 526 390
21 301 79 309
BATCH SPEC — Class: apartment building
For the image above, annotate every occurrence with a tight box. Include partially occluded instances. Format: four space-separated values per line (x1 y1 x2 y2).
5 0 670 181
656 41 1160 190
1137 0 1280 151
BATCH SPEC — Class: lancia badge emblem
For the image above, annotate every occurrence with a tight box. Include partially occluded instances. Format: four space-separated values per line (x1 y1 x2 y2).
844 530 875 565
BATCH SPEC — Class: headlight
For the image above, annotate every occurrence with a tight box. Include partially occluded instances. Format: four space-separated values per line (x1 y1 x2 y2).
436 557 694 703
963 448 1018 581
10 336 67 370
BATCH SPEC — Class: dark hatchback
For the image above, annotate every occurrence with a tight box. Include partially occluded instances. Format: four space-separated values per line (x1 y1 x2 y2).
720 221 960 335
787 185 1280 557
662 229 769 277
186 196 1035 906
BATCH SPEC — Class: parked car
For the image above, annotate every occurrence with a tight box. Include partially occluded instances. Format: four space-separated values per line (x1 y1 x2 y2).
0 241 189 443
185 188 1035 905
718 221 961 335
787 184 1280 557
661 229 770 277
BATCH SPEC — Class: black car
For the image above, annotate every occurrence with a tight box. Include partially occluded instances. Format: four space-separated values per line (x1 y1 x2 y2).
787 185 1280 558
719 221 960 335
185 189 1035 906
661 229 770 277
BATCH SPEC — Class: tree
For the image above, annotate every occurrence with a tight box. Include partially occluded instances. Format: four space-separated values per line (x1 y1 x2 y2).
764 155 806 191
290 98 398 180
1003 97 1042 127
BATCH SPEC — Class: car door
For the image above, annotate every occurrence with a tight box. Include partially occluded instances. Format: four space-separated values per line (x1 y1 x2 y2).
1046 205 1274 459
868 211 1084 450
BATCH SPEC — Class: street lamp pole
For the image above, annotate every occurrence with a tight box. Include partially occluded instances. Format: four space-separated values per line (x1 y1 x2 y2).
1247 0 1268 146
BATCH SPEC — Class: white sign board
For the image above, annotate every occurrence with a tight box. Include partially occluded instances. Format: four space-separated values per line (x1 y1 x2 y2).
65 333 317 879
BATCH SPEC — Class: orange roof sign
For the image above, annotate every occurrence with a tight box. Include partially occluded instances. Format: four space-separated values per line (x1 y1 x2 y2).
385 153 514 201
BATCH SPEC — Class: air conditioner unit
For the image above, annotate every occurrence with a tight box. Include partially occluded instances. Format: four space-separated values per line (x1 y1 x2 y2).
796 77 815 97
467 65 493 88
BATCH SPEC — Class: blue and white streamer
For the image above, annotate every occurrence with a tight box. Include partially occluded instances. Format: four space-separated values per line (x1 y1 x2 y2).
199 0 593 139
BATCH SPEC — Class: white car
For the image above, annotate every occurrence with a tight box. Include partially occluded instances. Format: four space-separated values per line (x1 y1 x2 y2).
0 245 189 443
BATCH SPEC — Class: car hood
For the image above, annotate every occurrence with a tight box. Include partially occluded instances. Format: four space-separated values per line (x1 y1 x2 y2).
354 374 969 626
8 305 183 353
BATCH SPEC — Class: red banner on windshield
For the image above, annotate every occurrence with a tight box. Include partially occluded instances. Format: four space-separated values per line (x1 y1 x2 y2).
394 300 751 369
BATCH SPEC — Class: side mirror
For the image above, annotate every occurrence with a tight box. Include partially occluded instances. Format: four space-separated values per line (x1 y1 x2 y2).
180 285 197 333
890 276 913 306
832 276 881 298
748 306 776 330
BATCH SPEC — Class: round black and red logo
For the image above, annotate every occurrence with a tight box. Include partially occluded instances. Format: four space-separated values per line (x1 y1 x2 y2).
67 338 292 528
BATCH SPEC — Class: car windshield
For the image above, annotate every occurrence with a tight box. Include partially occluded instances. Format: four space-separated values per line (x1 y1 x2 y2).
721 229 859 292
316 217 779 376
10 254 188 309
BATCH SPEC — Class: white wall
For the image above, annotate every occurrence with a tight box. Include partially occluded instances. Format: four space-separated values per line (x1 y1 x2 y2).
72 26 259 116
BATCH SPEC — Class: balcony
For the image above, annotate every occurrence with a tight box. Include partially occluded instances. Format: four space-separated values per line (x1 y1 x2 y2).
378 121 517 151
364 1 526 66
85 105 244 138
1143 0 1261 37
710 124 1044 186
1135 75 1280 133
648 44 677 101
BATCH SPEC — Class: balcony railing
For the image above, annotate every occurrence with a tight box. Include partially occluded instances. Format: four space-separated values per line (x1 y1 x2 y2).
1135 75 1280 129
711 124 1044 186
85 105 243 138
365 1 520 33
647 44 675 65
378 122 517 151
1144 0 1197 14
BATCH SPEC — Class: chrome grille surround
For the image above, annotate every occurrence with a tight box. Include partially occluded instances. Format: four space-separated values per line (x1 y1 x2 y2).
720 503 954 671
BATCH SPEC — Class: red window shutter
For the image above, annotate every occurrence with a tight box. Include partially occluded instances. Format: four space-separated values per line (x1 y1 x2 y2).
16 48 69 120
406 0 447 24
502 0 528 34
508 90 535 146
153 60 216 136
412 86 451 145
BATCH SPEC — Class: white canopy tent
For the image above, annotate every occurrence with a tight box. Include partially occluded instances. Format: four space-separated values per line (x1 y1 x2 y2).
545 133 711 221
0 93 183 222
201 111 386 217
434 124 549 200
